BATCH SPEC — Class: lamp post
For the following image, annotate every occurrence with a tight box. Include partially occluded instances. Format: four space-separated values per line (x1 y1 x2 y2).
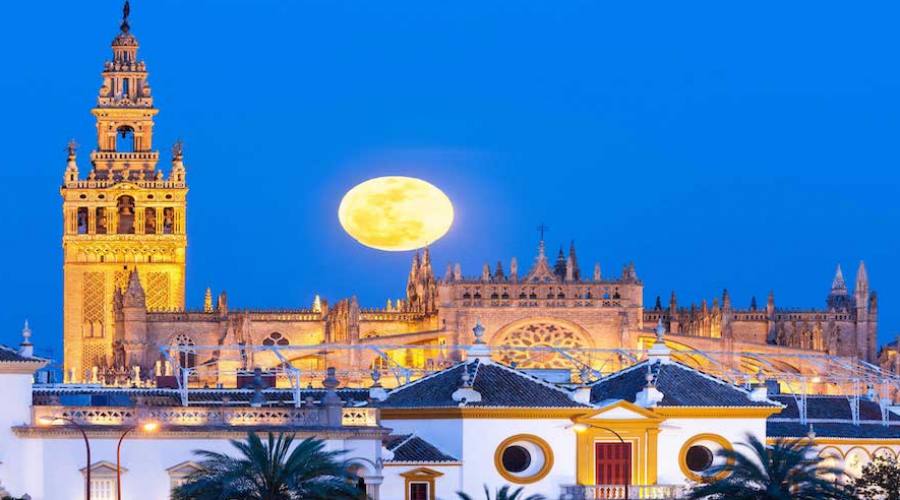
116 421 159 500
38 416 91 500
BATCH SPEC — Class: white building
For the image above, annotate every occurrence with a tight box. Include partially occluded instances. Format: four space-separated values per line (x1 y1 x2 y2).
2 326 899 500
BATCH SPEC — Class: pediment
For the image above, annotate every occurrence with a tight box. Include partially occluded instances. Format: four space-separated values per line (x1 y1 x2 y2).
583 400 662 421
165 460 204 475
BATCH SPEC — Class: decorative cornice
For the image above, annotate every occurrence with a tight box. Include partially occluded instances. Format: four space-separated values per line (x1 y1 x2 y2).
654 406 783 418
381 408 589 419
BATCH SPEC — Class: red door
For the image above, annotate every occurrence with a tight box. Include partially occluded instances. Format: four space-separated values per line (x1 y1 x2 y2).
595 442 632 485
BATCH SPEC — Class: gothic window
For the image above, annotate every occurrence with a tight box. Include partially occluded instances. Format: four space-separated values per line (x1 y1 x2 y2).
263 332 289 346
163 207 175 234
145 207 157 234
492 320 592 369
529 290 537 299
77 207 89 234
473 291 482 299
173 334 196 369
501 290 510 299
116 125 135 152
95 207 107 234
491 292 499 300
518 292 527 299
117 196 136 234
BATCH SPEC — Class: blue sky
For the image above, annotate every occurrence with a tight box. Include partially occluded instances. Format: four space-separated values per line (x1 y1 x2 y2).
1 1 899 358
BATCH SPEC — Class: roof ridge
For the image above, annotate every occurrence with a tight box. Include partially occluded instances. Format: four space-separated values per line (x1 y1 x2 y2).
587 360 649 386
390 433 417 451
486 360 588 401
664 360 782 407
384 361 467 398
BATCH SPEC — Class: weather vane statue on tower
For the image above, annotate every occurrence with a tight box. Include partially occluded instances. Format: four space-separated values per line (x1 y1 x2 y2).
121 0 131 33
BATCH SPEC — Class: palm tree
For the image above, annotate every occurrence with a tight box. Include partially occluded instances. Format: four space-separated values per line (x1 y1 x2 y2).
172 432 364 500
457 484 546 500
686 433 849 500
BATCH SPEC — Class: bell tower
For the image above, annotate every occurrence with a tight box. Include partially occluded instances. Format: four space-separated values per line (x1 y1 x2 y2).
61 1 188 381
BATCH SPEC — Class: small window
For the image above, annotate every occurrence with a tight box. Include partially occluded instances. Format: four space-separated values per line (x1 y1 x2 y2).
685 445 714 473
501 445 532 473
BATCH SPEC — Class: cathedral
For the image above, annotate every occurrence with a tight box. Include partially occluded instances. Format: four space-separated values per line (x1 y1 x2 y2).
59 2 888 394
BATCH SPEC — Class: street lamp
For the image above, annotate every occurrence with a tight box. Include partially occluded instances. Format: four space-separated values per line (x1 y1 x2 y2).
116 421 160 500
37 416 91 500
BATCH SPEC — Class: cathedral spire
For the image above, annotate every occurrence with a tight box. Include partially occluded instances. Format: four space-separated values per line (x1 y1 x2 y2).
568 240 580 281
855 261 868 291
123 269 146 308
831 264 847 294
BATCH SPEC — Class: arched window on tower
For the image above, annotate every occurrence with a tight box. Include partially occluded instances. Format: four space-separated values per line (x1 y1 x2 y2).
163 207 175 234
117 196 136 234
95 207 108 234
77 207 89 234
121 78 130 98
263 332 289 346
116 125 135 152
173 334 196 369
144 207 156 234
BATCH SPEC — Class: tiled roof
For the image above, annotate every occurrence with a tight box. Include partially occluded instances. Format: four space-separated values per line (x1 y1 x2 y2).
384 434 458 462
768 421 900 439
32 387 370 407
771 395 900 422
589 360 781 408
0 345 44 363
378 358 586 408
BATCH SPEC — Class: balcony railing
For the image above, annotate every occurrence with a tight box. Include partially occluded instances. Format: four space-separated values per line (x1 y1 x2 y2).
33 405 379 429
560 485 686 500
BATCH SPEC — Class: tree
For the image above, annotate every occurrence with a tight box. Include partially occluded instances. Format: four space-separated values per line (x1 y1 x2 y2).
172 432 363 500
457 484 546 500
686 433 850 500
852 455 900 500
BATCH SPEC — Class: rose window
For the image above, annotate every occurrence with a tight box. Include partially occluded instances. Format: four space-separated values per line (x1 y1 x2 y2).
491 321 591 369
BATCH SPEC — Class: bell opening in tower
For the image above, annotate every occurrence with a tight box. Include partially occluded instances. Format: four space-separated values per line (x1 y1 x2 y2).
116 195 136 234
116 125 135 152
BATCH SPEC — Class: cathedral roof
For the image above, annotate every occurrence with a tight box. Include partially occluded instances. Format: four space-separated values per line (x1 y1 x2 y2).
383 434 458 463
767 421 900 439
588 359 782 408
377 358 586 409
770 395 900 422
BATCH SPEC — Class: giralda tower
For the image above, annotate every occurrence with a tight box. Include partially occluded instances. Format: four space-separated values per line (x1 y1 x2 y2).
60 2 187 380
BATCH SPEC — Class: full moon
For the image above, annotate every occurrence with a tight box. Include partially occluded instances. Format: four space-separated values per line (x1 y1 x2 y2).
338 176 454 251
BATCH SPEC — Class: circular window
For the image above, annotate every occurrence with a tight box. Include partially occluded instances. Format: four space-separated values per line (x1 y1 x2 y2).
79 194 87 199
98 194 105 199
494 434 553 484
679 434 733 482
501 445 532 473
685 445 714 472
165 194 173 199
147 194 154 199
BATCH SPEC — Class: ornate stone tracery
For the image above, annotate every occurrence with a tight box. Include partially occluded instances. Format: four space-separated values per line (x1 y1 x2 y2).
491 319 593 369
